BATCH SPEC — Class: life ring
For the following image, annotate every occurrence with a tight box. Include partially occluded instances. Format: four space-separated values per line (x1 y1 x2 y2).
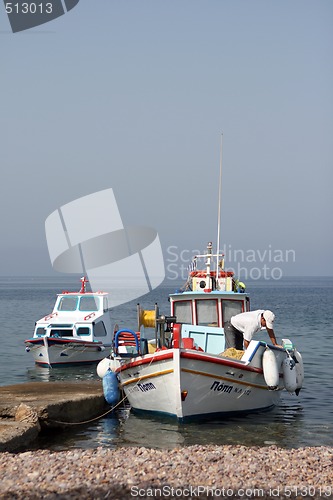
84 312 95 321
190 271 206 278
217 271 234 278
190 270 234 278
44 312 58 321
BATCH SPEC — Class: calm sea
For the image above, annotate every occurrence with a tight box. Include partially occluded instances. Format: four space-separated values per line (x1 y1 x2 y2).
0 276 332 450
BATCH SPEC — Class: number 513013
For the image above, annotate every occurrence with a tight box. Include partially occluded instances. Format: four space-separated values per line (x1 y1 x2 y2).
5 3 53 14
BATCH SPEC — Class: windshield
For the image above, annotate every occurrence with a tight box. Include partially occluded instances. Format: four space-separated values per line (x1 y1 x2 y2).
57 295 99 312
173 300 192 324
196 299 218 326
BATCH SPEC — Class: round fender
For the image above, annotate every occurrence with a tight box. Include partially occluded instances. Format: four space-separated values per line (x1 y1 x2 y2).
102 370 120 406
294 350 304 394
97 357 112 378
283 356 297 393
262 348 279 390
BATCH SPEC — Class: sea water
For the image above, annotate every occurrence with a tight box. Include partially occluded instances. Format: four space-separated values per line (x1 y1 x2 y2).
0 276 332 450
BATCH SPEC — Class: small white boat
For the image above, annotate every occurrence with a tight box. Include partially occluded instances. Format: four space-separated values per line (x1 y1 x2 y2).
25 277 113 367
99 242 304 422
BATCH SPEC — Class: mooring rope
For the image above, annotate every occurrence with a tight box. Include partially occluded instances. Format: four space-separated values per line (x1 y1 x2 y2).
48 392 128 426
48 350 160 426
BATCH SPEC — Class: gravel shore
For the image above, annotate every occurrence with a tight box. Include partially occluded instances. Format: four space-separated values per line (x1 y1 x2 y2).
0 445 332 499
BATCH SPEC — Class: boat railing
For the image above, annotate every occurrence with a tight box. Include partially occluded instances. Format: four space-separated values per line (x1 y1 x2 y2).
114 329 141 358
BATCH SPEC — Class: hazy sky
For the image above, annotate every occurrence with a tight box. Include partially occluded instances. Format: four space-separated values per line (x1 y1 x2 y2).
1 0 332 278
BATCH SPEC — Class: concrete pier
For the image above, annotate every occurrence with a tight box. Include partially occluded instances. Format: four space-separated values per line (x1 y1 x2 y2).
0 381 107 452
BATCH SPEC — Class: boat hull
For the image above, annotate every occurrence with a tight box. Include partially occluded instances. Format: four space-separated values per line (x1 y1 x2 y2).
25 337 111 367
117 348 282 422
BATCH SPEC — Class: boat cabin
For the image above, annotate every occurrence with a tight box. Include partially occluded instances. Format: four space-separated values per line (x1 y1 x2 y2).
169 289 249 354
170 290 250 327
164 242 250 353
33 290 112 343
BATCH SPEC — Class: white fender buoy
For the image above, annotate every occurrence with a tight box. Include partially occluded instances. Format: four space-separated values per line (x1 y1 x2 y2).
97 357 112 378
97 357 121 378
262 348 279 390
102 370 120 406
294 350 304 394
283 356 298 393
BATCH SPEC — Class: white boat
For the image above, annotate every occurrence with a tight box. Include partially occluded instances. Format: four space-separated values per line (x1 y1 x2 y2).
98 140 304 421
99 242 304 422
25 277 113 367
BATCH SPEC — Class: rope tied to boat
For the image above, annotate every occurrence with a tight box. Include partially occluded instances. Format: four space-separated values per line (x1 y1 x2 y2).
48 349 161 426
47 392 128 426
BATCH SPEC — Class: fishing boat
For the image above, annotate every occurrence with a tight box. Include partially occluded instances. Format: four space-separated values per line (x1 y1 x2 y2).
98 139 303 420
25 277 113 367
98 241 304 422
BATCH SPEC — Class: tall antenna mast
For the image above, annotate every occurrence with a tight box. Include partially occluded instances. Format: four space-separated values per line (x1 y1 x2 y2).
216 133 223 277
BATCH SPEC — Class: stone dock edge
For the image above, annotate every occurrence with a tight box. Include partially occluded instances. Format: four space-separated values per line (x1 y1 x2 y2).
0 381 107 452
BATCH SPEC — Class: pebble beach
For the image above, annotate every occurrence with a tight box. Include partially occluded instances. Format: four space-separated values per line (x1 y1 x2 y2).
0 445 332 499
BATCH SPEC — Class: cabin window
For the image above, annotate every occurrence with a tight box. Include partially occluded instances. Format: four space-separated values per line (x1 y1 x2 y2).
36 327 46 337
76 327 90 336
79 296 99 312
103 297 109 312
50 329 74 337
173 301 192 324
57 296 78 311
222 300 244 325
94 321 107 337
196 299 218 326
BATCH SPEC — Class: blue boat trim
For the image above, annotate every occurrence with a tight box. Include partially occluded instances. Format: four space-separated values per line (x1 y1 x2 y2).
35 359 103 367
130 404 276 423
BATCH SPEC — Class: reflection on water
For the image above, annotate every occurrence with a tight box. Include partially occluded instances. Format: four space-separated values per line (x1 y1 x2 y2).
27 365 100 384
33 391 333 452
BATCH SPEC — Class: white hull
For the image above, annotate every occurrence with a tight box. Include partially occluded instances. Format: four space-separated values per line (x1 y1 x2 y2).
117 346 284 421
25 337 111 367
106 244 304 422
25 278 114 368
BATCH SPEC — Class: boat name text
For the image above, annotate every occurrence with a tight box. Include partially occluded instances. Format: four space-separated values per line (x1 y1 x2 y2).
210 381 233 393
129 382 156 394
210 381 251 396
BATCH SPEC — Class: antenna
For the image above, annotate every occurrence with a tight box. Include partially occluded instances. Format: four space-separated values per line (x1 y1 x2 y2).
216 133 223 278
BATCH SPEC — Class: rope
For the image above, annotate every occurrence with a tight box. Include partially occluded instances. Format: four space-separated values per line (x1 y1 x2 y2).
48 350 160 426
47 392 128 426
